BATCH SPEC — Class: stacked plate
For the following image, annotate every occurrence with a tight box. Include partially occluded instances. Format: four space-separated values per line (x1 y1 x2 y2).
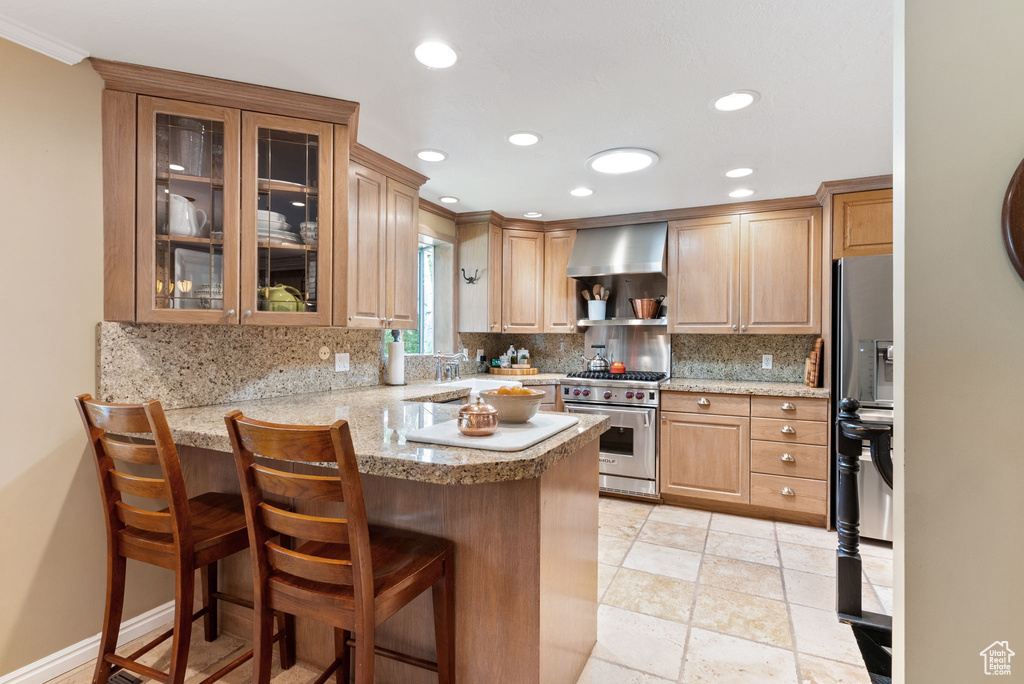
257 209 301 244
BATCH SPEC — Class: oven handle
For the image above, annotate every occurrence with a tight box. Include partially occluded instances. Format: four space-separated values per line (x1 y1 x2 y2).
563 403 657 417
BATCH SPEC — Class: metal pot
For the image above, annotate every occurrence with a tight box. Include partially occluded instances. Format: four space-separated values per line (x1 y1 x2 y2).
456 397 499 436
581 344 610 372
629 295 665 319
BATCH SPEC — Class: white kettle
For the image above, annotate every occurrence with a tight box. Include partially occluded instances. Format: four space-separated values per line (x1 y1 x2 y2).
167 194 208 237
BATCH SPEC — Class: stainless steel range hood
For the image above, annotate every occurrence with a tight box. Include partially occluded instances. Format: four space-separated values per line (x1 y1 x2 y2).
566 222 668 277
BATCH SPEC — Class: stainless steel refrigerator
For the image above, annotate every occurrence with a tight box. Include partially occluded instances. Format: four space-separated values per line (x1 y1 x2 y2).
834 255 894 542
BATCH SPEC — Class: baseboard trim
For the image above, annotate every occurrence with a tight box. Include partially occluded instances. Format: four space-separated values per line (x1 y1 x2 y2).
0 601 175 684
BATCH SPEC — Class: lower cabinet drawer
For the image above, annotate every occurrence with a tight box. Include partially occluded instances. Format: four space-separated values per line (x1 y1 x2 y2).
540 402 557 412
750 441 828 480
750 474 827 515
750 418 828 446
662 391 750 416
528 384 557 403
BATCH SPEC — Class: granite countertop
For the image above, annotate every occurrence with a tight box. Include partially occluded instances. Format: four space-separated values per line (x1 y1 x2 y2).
658 378 830 398
459 372 567 385
159 379 608 486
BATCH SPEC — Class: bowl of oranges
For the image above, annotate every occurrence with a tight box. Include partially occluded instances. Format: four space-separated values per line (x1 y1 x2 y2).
480 385 545 423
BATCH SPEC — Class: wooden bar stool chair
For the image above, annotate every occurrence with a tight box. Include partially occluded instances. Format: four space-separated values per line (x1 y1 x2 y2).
75 395 294 684
224 411 456 684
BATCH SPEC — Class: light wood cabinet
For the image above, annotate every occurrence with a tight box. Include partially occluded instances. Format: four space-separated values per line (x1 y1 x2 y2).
502 229 545 333
661 412 750 504
740 209 822 334
668 207 822 335
667 215 740 333
543 230 578 333
457 221 503 333
385 178 419 329
832 188 893 259
340 163 419 330
343 162 387 327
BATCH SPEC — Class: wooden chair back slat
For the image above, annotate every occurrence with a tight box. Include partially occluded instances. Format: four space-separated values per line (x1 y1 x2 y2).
252 465 345 502
110 470 169 499
266 542 354 585
82 400 152 435
235 421 337 463
101 436 161 465
259 502 348 544
225 410 374 615
116 501 174 534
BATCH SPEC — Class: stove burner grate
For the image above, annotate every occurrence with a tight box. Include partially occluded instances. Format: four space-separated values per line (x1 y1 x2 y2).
566 371 667 382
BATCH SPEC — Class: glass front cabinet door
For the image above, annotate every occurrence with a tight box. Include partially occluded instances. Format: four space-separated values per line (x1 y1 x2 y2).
240 113 333 325
136 97 240 323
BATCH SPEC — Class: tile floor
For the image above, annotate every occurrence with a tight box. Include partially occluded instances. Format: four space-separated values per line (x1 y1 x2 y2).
580 499 893 684
47 501 892 684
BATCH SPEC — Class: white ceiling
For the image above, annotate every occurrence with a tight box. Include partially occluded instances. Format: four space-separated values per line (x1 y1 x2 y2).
1 0 893 220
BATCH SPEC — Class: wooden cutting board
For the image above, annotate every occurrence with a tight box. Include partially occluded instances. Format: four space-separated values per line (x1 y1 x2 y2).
406 414 579 452
489 367 540 375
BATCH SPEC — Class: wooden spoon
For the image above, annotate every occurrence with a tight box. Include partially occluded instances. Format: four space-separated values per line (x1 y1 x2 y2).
582 289 592 301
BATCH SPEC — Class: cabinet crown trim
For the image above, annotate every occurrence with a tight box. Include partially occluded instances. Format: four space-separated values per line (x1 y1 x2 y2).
351 143 428 188
90 58 360 128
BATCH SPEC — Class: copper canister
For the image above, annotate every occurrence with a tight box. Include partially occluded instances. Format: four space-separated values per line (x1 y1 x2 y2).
457 397 499 436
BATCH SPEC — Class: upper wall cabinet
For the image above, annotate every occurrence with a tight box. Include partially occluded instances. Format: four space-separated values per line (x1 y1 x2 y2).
502 229 546 333
668 207 822 334
832 188 893 259
338 157 422 330
542 230 578 333
457 220 503 333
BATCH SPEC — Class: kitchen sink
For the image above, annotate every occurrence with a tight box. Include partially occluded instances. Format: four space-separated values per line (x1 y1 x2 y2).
441 378 522 400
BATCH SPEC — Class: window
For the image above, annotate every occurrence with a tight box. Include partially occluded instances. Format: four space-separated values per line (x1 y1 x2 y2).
403 232 454 354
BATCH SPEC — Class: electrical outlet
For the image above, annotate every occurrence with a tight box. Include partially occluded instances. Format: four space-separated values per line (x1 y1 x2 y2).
318 345 331 361
335 353 350 372
762 354 773 369
476 348 485 363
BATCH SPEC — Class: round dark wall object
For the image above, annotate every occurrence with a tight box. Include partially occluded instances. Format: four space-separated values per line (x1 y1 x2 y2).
1001 156 1024 281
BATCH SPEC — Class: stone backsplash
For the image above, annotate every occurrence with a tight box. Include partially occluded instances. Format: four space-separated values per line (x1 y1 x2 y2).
671 334 819 383
458 333 585 374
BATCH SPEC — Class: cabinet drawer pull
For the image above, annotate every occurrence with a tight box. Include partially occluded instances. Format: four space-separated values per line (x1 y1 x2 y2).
740 324 747 331
697 397 710 406
781 402 796 411
731 324 738 331
780 453 796 462
780 487 796 496
243 310 252 318
780 425 796 434
225 309 236 317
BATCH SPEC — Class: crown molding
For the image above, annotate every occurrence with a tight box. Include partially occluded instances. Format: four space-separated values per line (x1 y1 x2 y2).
455 211 506 228
419 197 457 221
0 13 88 65
815 174 893 204
350 143 428 188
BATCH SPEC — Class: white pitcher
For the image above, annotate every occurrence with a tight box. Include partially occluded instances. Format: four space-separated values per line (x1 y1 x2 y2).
167 194 207 237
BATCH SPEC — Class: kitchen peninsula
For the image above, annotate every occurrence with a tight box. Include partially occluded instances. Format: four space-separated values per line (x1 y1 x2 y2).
156 381 609 684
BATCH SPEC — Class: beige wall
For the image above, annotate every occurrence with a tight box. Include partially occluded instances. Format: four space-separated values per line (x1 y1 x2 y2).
899 1 1024 680
418 206 457 239
0 40 172 675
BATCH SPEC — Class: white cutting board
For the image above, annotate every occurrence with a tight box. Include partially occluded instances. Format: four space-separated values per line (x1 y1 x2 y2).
406 414 580 452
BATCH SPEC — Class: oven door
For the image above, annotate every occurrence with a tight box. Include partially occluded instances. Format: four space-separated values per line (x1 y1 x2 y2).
562 403 657 482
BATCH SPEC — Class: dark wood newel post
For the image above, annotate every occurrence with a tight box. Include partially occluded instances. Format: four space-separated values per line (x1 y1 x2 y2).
835 397 865 617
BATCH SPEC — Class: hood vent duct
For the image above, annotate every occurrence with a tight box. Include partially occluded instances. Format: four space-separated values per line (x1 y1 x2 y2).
566 221 668 277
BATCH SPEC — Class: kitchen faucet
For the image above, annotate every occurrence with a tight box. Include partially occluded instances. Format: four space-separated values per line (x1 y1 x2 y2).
434 351 468 381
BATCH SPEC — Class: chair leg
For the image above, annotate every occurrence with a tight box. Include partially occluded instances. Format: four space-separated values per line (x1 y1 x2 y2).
334 628 351 684
252 600 276 684
166 566 196 684
201 561 217 642
92 554 126 684
353 627 375 684
431 557 456 684
276 611 295 670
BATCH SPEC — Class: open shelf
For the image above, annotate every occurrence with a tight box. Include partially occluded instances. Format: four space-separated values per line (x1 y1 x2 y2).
257 179 318 195
576 317 668 327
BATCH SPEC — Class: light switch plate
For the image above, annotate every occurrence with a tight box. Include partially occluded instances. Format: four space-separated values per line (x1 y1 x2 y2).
335 353 350 372
318 345 331 361
762 354 773 369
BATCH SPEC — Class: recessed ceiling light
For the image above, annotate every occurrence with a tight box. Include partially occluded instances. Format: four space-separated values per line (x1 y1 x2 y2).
168 163 185 172
291 201 305 207
586 148 659 174
439 196 459 204
724 167 754 178
524 212 543 218
414 41 459 69
570 187 594 197
712 90 760 112
508 132 542 146
416 149 448 162
729 188 756 198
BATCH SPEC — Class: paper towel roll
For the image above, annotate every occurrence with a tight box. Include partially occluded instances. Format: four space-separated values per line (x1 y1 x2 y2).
387 341 405 385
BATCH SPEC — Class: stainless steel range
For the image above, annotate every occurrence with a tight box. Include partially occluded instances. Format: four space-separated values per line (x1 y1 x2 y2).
559 314 670 499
